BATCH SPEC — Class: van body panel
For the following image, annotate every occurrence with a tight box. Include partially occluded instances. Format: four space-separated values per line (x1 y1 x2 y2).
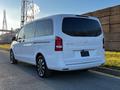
11 14 105 71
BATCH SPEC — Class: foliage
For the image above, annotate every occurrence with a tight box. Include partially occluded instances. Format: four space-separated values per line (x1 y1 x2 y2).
104 52 120 69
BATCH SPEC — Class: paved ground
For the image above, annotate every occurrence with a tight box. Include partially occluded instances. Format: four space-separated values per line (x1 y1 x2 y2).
0 50 120 90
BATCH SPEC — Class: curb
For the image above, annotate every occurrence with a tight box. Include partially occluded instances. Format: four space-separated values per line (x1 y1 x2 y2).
92 67 120 77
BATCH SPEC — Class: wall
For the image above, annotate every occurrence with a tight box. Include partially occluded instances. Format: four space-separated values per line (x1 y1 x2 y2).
83 5 120 51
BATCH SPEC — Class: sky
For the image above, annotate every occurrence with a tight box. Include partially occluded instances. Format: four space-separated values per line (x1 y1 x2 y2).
0 0 120 30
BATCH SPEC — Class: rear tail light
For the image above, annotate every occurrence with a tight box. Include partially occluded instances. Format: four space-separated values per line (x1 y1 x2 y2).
55 36 63 51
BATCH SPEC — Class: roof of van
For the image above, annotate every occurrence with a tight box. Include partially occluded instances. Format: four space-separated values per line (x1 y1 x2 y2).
36 14 98 20
25 14 98 25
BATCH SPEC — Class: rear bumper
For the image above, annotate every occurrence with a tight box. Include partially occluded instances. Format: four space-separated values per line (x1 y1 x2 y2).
62 60 105 71
47 58 105 71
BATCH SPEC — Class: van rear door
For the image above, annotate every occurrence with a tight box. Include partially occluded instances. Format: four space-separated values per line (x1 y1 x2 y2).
62 17 104 64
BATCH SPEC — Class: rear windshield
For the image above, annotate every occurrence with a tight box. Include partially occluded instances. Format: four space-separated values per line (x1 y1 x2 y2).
62 17 102 37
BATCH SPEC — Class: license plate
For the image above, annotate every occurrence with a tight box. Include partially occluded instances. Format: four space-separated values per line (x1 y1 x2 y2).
81 50 89 57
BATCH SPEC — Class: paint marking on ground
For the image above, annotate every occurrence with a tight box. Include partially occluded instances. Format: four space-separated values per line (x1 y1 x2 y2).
90 70 120 80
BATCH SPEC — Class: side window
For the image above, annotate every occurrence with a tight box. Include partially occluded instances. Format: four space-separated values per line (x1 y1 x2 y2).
17 28 25 40
35 19 53 37
24 23 35 39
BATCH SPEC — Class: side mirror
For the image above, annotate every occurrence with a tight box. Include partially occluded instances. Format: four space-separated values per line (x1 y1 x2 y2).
12 36 16 41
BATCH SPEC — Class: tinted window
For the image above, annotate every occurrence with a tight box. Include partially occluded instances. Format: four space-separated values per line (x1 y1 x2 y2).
17 28 25 39
62 18 102 37
24 23 35 39
35 19 53 37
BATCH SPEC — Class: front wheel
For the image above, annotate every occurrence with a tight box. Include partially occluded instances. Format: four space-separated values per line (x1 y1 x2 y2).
10 50 17 64
36 55 51 78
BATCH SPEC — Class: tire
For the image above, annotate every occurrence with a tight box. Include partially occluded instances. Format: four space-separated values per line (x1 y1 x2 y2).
10 50 17 64
36 55 51 78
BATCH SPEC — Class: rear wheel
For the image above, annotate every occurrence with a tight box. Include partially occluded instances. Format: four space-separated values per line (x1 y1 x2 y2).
10 50 17 64
36 55 51 78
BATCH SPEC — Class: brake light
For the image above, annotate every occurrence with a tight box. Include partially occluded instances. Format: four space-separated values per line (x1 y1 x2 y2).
55 36 63 51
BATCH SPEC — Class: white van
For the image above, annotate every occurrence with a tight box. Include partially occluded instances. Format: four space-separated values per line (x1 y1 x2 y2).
10 14 105 78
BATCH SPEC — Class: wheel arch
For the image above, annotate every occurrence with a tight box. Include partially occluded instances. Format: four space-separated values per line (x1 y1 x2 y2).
10 48 12 52
35 53 46 65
